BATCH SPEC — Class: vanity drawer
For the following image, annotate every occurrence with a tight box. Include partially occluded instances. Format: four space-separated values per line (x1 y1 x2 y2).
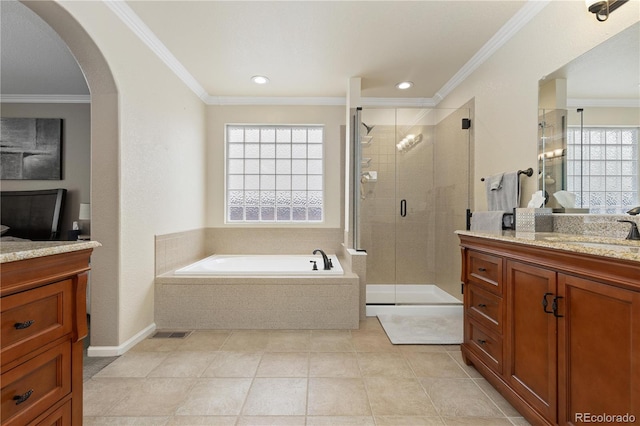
1 341 71 426
1 280 73 366
467 284 503 333
466 251 503 296
466 319 503 373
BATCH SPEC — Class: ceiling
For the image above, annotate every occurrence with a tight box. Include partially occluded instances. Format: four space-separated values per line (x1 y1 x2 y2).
1 0 531 103
1 1 637 105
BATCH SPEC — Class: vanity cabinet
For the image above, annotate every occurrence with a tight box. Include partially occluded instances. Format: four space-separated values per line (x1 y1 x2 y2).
1 248 93 426
460 234 639 426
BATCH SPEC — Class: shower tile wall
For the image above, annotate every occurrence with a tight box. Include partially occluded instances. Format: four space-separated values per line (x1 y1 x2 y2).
360 124 435 285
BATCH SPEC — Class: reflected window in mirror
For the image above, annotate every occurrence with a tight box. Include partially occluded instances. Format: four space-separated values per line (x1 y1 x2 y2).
567 126 638 213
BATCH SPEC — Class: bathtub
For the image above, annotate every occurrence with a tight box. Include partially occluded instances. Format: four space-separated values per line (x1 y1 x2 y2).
174 254 344 276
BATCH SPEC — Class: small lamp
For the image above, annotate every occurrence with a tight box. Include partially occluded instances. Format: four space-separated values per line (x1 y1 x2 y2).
79 203 91 221
78 203 91 238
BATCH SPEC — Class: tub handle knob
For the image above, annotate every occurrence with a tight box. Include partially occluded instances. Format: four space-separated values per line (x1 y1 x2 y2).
310 260 318 271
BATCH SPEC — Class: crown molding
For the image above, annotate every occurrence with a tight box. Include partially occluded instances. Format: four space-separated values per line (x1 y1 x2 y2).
205 96 346 106
362 97 438 108
0 94 91 103
434 0 550 101
568 98 640 108
103 0 208 102
109 0 548 107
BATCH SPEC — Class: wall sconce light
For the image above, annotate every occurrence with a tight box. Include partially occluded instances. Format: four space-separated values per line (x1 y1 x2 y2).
396 133 423 153
586 0 628 21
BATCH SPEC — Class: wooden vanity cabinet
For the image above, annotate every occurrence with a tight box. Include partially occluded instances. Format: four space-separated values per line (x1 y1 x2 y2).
460 235 639 426
1 248 93 426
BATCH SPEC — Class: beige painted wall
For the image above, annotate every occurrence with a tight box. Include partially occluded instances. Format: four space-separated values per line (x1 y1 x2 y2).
51 1 208 348
206 105 345 229
437 1 639 212
1 103 91 237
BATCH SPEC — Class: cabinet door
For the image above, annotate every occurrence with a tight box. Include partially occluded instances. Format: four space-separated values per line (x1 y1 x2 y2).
558 274 640 426
506 260 557 423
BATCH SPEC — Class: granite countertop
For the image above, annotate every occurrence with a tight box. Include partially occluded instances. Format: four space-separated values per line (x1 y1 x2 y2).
0 240 102 263
456 230 640 263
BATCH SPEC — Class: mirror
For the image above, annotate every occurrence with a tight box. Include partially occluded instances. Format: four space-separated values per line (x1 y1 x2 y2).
538 22 639 213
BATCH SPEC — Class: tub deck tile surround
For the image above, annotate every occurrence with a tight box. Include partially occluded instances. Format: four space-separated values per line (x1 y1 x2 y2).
155 274 360 330
155 228 362 330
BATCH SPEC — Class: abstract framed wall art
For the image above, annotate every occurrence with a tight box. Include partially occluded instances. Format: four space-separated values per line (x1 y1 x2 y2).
0 118 63 180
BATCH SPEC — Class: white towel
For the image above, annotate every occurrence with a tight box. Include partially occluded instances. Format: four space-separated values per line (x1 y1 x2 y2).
470 211 505 232
487 173 504 191
486 171 519 211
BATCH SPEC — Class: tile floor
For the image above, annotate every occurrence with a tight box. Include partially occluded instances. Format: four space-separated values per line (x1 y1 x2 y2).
84 318 531 425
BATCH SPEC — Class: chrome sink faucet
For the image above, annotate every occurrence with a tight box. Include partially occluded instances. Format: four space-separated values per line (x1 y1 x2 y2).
313 249 333 270
617 220 640 241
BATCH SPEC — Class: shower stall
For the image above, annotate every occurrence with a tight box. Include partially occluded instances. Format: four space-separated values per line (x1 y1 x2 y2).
350 107 472 312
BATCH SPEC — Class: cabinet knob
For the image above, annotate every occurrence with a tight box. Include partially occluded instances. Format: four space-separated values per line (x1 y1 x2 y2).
13 389 33 405
477 303 487 308
477 339 487 345
478 267 487 272
14 320 35 330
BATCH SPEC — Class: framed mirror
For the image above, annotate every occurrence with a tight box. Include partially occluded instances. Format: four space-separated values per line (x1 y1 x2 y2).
538 22 639 213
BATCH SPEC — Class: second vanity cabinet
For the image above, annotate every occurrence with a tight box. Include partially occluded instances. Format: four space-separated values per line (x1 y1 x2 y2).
460 234 639 426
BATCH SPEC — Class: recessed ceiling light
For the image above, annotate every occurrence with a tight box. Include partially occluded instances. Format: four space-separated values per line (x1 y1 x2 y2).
251 75 270 85
395 81 413 90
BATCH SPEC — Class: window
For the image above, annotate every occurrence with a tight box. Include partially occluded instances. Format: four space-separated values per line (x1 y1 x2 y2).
226 124 324 223
567 127 639 214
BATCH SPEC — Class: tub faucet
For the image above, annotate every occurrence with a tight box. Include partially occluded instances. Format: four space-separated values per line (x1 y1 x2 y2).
313 249 333 270
617 220 640 241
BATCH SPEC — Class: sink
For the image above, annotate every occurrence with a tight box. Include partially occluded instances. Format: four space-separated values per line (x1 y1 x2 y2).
563 241 640 253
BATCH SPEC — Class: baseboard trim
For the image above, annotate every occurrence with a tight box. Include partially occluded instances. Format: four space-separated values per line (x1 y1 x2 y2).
87 322 156 357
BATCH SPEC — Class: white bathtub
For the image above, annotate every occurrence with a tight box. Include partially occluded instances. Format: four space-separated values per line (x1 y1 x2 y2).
174 254 344 276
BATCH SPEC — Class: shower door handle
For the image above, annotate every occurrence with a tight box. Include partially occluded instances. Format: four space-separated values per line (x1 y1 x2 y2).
400 199 407 217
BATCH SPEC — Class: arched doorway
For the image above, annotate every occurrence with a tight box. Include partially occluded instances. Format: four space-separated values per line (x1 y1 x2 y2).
21 0 120 350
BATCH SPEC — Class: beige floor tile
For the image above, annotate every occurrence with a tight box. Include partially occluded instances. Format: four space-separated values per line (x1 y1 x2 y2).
256 352 309 377
398 344 458 353
310 330 356 352
405 352 468 378
237 416 306 425
108 378 195 416
508 417 532 425
442 417 514 425
473 378 522 417
83 378 141 417
130 337 186 352
175 378 252 416
93 352 168 378
309 352 361 378
448 350 482 378
221 331 270 351
83 417 170 425
365 377 438 416
242 378 307 416
175 331 231 351
421 378 504 418
201 351 262 377
357 352 414 378
148 351 218 377
166 416 237 425
266 330 311 352
375 416 445 425
306 416 376 425
358 317 384 331
307 378 371 416
351 331 398 352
